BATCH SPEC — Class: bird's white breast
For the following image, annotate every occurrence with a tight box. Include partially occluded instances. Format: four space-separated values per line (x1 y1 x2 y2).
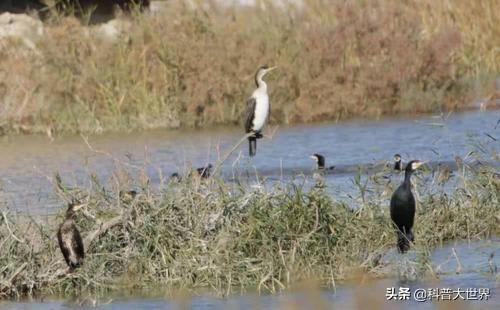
252 89 269 131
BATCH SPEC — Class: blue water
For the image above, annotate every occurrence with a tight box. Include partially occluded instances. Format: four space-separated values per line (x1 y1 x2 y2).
0 110 498 215
0 110 498 309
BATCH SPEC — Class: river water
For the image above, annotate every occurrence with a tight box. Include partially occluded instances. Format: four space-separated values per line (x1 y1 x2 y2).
0 110 498 308
0 110 498 215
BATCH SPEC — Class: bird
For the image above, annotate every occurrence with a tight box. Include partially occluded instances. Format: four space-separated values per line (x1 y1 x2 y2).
390 160 424 253
196 164 213 179
170 172 182 182
57 201 85 272
310 154 335 171
393 154 402 172
244 65 277 157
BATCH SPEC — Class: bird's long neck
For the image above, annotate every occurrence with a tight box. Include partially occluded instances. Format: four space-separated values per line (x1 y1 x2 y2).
255 74 268 92
318 157 325 169
403 170 413 188
394 161 401 171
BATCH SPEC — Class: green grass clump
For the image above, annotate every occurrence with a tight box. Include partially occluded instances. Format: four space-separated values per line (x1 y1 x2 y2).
0 0 499 135
0 158 498 299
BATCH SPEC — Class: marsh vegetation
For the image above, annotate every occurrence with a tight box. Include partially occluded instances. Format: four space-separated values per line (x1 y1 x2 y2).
0 150 497 299
0 0 498 135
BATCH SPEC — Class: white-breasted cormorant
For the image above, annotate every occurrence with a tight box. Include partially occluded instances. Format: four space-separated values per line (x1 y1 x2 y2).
310 154 335 171
244 65 276 157
57 202 85 271
394 154 402 172
390 160 423 253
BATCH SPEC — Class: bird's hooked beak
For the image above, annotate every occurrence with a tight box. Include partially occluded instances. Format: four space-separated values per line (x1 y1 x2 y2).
413 161 425 170
266 66 277 73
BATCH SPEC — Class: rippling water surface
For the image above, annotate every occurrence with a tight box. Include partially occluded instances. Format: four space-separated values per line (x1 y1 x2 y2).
0 110 498 214
0 110 498 308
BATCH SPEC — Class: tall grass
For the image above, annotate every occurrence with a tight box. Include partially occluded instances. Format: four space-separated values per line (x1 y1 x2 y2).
0 154 498 299
0 0 498 135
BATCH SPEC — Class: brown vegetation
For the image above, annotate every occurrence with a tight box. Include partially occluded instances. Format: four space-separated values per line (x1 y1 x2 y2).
0 0 498 135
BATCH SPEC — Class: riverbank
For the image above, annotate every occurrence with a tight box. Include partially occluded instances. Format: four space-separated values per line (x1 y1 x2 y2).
0 0 498 136
0 153 498 298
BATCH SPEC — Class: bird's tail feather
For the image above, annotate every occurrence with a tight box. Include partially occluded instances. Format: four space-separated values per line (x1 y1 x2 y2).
249 137 257 157
397 229 413 253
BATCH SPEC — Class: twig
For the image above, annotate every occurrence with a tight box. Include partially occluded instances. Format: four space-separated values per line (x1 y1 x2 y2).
263 125 279 139
0 262 27 294
80 135 142 170
451 247 463 274
84 215 124 249
211 132 254 176
1 212 25 243
212 126 280 177
484 133 497 141
8 263 27 285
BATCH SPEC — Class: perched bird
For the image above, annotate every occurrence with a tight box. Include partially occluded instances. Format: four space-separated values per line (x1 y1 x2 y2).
170 172 182 182
196 164 213 179
390 160 424 253
244 65 277 156
310 154 335 171
57 202 85 272
394 154 402 172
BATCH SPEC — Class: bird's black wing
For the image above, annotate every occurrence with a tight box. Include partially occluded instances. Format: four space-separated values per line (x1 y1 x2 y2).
57 227 72 267
72 227 85 262
244 97 256 133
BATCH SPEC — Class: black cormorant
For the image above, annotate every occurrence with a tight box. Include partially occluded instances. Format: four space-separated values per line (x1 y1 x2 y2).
390 160 424 253
196 164 213 179
245 65 276 156
170 172 182 182
310 154 335 171
394 154 402 172
57 202 85 271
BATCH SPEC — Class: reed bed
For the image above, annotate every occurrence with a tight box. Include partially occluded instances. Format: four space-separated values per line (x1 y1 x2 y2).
0 153 498 299
0 0 499 135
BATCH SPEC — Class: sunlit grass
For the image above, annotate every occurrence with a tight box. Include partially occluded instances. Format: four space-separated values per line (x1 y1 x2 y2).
0 151 497 299
0 0 498 135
